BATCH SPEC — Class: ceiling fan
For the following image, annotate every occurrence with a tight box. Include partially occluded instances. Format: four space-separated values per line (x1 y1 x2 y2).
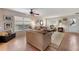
29 9 39 16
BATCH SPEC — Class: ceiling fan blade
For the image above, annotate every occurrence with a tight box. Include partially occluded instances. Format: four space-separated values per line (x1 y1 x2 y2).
29 8 39 17
35 13 39 15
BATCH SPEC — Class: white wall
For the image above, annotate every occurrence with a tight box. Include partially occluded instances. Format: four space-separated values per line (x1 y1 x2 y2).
44 15 79 33
0 8 27 32
67 15 79 32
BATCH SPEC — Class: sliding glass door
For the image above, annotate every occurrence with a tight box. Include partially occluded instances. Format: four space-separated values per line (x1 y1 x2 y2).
14 16 32 32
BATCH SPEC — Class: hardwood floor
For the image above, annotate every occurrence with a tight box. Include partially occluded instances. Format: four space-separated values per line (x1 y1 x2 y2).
0 32 40 51
0 32 26 51
57 32 79 51
0 32 79 51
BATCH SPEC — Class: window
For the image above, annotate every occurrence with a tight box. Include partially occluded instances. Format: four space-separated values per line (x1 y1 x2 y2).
14 16 32 32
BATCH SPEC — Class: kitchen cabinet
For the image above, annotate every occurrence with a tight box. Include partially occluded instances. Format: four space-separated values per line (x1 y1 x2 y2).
26 30 52 50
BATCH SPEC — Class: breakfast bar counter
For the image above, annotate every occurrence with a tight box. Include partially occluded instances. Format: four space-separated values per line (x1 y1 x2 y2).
26 30 52 50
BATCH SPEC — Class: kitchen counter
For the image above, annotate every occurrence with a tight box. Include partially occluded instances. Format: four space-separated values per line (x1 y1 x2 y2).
26 30 53 50
0 31 16 42
0 32 8 36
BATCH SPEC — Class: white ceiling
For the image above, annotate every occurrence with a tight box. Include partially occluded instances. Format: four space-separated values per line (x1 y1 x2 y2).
9 8 79 18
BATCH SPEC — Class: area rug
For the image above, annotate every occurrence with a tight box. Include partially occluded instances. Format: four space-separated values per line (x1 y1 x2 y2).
50 32 64 49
